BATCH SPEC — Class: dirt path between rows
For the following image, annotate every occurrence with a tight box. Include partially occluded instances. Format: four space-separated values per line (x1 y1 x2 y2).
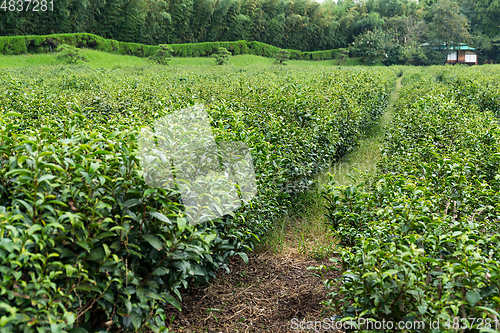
164 251 341 333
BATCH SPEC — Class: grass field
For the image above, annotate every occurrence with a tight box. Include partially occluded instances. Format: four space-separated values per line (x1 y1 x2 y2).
0 47 376 68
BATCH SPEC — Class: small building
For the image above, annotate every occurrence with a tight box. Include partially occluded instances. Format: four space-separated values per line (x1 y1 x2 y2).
446 44 477 65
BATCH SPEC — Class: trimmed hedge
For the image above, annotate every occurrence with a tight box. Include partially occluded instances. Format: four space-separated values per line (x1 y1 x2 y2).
0 33 158 57
0 33 348 60
301 48 349 61
164 40 348 60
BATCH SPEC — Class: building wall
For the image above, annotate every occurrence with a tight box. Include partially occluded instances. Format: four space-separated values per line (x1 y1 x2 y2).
458 51 466 62
446 50 477 65
465 51 477 64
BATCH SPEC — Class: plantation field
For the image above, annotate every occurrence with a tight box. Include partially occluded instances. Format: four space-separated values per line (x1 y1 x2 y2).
317 64 500 332
4 59 500 333
0 63 394 332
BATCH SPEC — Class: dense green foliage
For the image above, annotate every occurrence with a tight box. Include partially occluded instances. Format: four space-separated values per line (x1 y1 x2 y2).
213 47 231 65
0 33 347 61
0 64 394 332
0 0 412 51
0 33 158 57
56 44 89 65
148 45 174 65
2 0 500 63
350 29 387 64
275 50 290 65
316 65 500 331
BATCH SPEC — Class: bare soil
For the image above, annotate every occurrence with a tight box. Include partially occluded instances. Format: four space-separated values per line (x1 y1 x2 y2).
164 249 342 333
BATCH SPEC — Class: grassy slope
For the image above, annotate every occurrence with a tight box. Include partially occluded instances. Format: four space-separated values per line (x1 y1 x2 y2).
0 48 375 68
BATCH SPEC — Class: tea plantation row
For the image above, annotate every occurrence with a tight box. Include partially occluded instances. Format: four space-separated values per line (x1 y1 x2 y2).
0 65 395 332
319 66 500 332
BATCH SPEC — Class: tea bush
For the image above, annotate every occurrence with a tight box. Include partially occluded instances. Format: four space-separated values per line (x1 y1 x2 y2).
148 45 174 65
316 67 500 332
0 64 395 332
213 47 231 65
56 44 89 65
275 50 290 65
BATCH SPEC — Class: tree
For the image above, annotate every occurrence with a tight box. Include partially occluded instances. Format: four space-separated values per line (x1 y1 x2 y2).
275 49 290 64
398 41 428 64
463 0 500 38
170 0 195 42
385 16 425 48
349 28 387 63
213 47 231 65
0 0 490 63
56 44 89 64
141 0 172 44
335 49 349 65
426 0 471 49
149 44 174 64
350 12 385 37
383 16 426 65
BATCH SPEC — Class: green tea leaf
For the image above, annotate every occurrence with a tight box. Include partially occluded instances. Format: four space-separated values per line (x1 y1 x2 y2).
130 311 142 330
75 240 91 252
150 212 171 224
176 217 186 233
152 267 169 276
4 112 22 117
163 293 181 311
89 162 100 174
144 234 162 251
466 290 481 306
236 252 249 264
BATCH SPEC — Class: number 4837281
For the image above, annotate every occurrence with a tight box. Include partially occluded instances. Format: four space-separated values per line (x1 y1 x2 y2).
0 0 54 11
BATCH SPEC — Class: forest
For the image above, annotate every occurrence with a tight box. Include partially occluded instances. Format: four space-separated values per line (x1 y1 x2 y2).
1 0 500 64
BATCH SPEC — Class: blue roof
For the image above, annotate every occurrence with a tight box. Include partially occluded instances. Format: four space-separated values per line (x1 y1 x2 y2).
449 45 476 51
419 43 476 51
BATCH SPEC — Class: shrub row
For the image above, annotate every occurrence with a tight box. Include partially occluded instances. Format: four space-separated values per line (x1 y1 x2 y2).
431 65 500 117
0 33 348 60
0 33 158 58
300 48 349 61
0 64 394 332
316 66 500 331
